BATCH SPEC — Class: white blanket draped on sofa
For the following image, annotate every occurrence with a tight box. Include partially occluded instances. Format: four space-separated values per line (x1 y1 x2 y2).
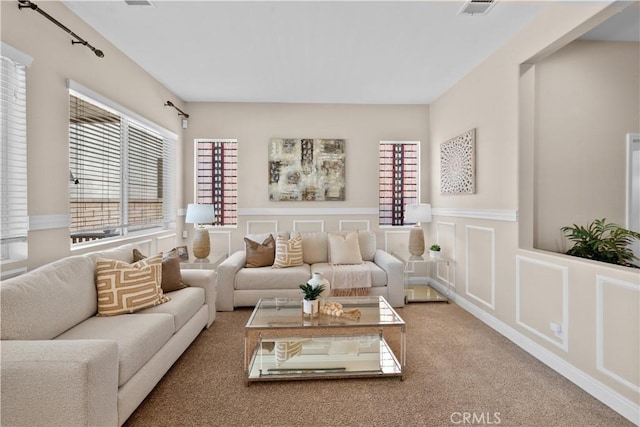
329 263 372 296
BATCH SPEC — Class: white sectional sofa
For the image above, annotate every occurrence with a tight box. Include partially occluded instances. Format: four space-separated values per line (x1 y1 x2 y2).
216 230 404 311
0 243 217 426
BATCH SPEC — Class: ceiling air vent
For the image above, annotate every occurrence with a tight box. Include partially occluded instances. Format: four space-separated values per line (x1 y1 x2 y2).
458 0 497 16
124 0 154 6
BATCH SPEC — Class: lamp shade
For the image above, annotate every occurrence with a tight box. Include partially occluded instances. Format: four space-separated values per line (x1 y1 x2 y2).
405 204 432 224
185 203 214 225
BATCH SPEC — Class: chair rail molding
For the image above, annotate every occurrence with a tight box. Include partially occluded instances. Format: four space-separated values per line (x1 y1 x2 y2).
239 207 378 216
432 208 518 222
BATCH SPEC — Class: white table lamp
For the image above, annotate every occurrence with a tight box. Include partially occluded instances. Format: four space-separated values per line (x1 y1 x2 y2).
185 203 215 259
405 204 432 258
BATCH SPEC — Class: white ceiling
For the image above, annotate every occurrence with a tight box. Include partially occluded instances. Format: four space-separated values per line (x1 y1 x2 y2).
61 1 552 104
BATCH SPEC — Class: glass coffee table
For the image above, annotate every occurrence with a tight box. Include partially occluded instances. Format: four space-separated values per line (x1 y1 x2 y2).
244 296 405 384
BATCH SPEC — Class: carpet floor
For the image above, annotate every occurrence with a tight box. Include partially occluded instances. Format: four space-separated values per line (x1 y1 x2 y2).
124 303 633 427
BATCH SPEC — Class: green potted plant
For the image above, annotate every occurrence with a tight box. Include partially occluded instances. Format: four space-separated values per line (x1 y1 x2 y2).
429 244 441 259
299 282 325 316
561 218 640 268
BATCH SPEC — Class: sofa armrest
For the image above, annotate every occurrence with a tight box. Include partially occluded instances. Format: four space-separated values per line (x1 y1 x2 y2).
181 269 217 327
374 249 405 307
216 250 246 311
1 339 119 427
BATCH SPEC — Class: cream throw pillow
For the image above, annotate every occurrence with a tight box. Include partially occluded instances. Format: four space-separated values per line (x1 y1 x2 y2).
95 254 169 316
273 233 304 268
328 231 364 264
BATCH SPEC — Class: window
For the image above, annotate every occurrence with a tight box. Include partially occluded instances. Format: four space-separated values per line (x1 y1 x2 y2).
195 139 238 226
1 55 28 261
69 89 176 244
379 141 419 226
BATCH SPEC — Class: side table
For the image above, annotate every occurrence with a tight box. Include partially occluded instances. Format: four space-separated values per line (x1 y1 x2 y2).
180 252 227 270
392 252 453 303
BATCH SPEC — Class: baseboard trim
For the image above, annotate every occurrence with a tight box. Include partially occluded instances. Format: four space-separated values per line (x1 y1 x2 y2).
427 278 639 425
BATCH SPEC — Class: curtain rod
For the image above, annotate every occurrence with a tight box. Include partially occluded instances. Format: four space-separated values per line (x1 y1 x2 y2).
18 0 104 58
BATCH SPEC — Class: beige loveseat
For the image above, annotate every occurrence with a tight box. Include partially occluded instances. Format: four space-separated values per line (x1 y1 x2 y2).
216 231 404 311
0 243 217 426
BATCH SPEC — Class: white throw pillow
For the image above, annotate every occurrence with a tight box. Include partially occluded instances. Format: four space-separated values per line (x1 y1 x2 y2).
328 231 363 264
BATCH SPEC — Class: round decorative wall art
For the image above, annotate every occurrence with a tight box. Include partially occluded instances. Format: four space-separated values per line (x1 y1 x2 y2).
440 128 476 194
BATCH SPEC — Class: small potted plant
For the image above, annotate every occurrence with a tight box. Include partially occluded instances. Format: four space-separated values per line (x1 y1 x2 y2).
429 244 441 259
299 282 325 316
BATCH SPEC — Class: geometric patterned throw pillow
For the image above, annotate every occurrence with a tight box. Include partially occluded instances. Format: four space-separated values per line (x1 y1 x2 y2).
95 254 169 316
275 340 304 367
273 233 304 268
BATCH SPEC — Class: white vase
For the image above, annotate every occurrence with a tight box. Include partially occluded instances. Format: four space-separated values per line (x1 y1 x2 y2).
302 298 319 316
430 250 441 259
307 272 329 290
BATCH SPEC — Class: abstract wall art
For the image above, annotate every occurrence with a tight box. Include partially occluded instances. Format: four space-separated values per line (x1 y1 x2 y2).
440 128 476 194
268 138 345 201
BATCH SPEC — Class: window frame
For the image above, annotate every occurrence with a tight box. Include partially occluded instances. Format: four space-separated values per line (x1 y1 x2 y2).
1 45 32 263
378 140 421 227
68 80 177 246
194 138 238 227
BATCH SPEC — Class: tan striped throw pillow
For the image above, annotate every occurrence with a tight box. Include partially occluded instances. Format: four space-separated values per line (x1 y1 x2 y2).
95 254 169 316
273 233 304 268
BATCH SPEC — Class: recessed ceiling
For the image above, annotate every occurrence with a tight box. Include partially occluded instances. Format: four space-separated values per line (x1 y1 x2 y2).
61 1 548 104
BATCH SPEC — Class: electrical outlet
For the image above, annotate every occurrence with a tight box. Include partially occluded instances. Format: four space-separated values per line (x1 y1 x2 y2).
182 230 188 239
550 322 563 338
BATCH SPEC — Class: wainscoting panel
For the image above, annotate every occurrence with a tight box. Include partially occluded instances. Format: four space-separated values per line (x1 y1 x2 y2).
516 256 568 351
246 220 278 235
156 234 177 253
339 220 370 231
465 226 495 310
293 220 325 232
384 230 411 254
435 222 456 288
137 239 153 257
596 275 640 392
209 231 232 256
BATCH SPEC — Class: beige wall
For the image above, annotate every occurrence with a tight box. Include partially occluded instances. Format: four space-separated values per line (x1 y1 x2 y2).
2 0 638 421
181 102 429 253
1 1 187 270
534 40 640 252
430 1 639 419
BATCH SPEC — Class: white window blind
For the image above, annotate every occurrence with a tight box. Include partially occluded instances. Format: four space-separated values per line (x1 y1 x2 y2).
379 141 419 226
195 139 238 226
69 91 176 244
1 55 28 261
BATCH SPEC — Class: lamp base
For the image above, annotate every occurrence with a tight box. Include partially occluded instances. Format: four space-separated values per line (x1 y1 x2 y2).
192 228 210 259
408 225 425 258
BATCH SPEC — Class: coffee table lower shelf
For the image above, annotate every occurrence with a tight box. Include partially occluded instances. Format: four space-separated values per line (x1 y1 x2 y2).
247 334 402 384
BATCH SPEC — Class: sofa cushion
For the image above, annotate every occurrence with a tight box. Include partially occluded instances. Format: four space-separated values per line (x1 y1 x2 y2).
312 262 387 288
0 256 97 340
55 313 174 387
95 256 169 316
86 243 139 265
236 264 311 290
139 287 205 331
273 233 304 268
133 248 187 292
328 231 363 264
302 232 328 264
244 234 275 268
356 231 377 262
